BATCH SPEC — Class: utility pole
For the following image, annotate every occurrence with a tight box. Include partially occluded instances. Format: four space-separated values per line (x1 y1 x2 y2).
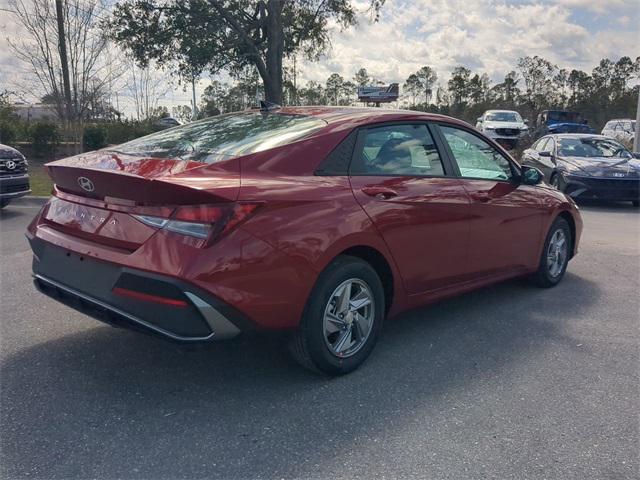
191 77 198 120
634 87 640 153
55 0 73 125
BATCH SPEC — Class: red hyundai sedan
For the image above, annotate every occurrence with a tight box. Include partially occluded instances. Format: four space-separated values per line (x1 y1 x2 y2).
27 107 582 375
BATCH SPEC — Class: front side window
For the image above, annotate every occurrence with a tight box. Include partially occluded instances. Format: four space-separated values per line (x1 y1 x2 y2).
440 126 514 181
533 137 549 151
111 112 326 164
541 137 555 154
351 124 445 176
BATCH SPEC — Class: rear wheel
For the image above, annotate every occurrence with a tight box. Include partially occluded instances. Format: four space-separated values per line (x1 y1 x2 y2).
531 217 572 288
289 255 385 375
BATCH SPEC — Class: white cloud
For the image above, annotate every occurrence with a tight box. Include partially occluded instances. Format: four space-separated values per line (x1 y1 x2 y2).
1 0 637 114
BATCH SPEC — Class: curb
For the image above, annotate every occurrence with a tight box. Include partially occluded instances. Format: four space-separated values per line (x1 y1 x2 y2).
9 195 49 207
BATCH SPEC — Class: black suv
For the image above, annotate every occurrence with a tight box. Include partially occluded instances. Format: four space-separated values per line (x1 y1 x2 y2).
0 143 30 208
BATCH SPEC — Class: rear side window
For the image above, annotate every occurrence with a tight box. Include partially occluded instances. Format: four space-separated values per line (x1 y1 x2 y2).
351 124 445 176
111 112 326 163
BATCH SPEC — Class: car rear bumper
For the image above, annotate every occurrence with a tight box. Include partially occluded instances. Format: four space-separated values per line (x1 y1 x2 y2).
30 237 248 342
564 175 640 202
0 174 31 199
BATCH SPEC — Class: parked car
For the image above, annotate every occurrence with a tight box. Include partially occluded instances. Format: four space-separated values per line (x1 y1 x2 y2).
0 143 31 209
154 117 182 130
534 110 595 138
601 119 636 150
27 107 582 375
475 110 529 149
521 134 640 206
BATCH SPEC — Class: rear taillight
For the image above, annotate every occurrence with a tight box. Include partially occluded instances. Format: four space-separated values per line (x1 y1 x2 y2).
132 203 260 245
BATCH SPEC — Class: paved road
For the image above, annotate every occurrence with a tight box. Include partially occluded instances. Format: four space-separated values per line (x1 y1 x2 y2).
1 202 638 480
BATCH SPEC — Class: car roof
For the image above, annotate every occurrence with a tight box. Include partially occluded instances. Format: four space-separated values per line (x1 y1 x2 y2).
484 109 519 114
275 106 469 130
550 134 609 140
605 118 634 122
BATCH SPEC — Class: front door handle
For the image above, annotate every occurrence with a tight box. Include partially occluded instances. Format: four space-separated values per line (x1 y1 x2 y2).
361 186 398 200
470 192 491 203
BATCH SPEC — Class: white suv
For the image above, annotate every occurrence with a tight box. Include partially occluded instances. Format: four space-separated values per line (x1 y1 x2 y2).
476 110 529 149
601 119 635 150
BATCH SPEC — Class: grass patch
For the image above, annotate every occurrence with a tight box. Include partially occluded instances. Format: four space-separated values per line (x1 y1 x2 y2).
28 161 53 197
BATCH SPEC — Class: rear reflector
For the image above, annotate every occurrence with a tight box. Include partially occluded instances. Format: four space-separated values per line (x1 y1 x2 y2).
112 287 188 307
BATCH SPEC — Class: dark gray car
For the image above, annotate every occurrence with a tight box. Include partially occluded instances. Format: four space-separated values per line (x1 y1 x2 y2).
521 134 640 206
0 143 31 208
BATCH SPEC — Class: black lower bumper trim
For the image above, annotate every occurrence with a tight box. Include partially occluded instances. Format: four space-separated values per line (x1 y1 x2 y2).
30 239 251 343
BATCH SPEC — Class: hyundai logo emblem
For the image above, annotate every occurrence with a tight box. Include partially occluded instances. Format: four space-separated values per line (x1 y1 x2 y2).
5 160 16 170
77 176 95 192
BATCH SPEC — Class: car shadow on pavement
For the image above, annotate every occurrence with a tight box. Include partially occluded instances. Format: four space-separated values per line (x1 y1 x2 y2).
1 273 601 479
576 199 639 213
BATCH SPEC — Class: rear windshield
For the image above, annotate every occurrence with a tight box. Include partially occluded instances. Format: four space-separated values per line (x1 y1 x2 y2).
111 112 326 163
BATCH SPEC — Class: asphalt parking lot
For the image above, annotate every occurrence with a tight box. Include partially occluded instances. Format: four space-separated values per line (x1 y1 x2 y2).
1 201 638 480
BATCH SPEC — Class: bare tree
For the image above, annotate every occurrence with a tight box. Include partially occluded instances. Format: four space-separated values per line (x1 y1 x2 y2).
9 0 114 123
124 60 170 121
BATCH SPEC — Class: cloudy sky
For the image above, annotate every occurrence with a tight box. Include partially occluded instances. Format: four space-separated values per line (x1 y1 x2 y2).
0 0 637 115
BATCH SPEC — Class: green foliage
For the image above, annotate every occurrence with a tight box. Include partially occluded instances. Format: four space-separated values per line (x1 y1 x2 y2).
29 122 60 158
102 120 156 145
109 0 385 103
83 124 108 151
0 122 17 145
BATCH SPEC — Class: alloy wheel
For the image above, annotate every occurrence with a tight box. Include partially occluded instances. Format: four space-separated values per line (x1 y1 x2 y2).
322 278 375 358
547 229 568 278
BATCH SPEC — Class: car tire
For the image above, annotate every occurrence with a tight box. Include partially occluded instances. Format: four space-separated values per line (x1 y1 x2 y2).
549 173 564 191
0 199 10 209
289 255 385 376
531 217 572 288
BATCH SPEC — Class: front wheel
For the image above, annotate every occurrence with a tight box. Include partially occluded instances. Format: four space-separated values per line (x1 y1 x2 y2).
549 173 564 191
289 255 385 375
531 217 572 288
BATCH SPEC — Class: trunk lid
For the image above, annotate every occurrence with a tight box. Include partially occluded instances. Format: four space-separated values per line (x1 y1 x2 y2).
41 151 241 250
46 151 240 205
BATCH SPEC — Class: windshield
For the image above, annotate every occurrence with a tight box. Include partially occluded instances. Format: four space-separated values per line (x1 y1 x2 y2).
547 111 582 124
485 112 521 122
557 137 631 158
112 112 326 163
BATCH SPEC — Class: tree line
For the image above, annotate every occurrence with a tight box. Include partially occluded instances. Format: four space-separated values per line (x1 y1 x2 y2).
198 55 639 132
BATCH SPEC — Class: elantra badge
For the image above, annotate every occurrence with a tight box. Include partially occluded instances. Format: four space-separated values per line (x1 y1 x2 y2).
612 172 625 178
77 176 95 192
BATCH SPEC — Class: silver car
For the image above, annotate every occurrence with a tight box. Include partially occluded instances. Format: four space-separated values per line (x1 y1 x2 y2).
601 119 635 150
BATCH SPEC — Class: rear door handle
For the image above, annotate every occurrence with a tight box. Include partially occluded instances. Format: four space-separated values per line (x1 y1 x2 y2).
361 186 398 200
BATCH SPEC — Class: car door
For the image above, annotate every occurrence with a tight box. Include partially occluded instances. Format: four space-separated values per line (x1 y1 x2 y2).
434 124 546 278
349 123 471 295
523 136 556 181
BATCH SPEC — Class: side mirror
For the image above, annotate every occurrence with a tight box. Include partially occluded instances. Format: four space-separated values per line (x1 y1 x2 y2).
477 117 482 123
632 152 640 159
538 151 552 157
521 165 544 186
524 119 529 125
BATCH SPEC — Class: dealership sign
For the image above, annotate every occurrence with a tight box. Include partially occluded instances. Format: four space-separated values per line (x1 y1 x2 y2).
357 83 399 103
